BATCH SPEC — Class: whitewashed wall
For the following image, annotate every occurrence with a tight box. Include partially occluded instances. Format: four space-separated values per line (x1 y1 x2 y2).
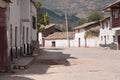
74 29 99 47
86 38 99 47
9 0 21 47
74 29 86 47
30 1 37 41
99 19 116 45
45 39 75 47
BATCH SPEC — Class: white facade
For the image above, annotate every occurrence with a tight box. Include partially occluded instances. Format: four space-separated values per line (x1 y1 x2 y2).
74 29 86 47
7 0 21 57
99 17 116 49
7 0 37 61
45 39 75 48
74 29 99 47
30 0 37 41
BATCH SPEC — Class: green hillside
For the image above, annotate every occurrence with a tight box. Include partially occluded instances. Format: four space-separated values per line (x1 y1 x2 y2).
41 8 83 27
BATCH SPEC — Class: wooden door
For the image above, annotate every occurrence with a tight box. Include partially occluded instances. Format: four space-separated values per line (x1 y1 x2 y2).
118 36 120 50
42 38 45 47
78 38 80 47
0 8 8 71
104 36 106 46
52 41 56 47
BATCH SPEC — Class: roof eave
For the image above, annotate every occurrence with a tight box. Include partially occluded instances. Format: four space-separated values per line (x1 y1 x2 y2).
3 0 12 3
104 0 120 11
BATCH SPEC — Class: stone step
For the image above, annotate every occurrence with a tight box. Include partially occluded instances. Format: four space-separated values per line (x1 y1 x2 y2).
13 57 35 70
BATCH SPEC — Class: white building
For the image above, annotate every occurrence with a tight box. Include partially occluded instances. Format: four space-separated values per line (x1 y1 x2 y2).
44 32 75 47
73 21 100 47
0 0 37 71
99 17 116 49
9 0 37 59
104 0 120 50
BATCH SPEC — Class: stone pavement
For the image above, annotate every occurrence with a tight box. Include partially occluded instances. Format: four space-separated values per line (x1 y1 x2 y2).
1 47 120 80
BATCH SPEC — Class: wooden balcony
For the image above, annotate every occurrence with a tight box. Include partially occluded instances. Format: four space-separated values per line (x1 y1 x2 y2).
112 17 120 28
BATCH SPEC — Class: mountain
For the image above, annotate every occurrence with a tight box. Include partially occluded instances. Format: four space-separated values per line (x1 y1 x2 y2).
41 8 83 27
41 0 117 18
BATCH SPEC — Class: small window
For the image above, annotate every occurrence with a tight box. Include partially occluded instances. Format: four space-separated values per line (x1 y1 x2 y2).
32 16 36 29
106 22 108 28
101 23 104 29
10 24 12 47
113 36 115 42
15 27 17 46
26 28 29 43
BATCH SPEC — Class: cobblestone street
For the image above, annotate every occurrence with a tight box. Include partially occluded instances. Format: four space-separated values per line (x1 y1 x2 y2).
1 47 120 80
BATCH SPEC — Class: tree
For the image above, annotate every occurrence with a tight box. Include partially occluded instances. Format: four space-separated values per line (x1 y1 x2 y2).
43 12 50 26
87 10 104 22
36 1 50 32
84 29 100 38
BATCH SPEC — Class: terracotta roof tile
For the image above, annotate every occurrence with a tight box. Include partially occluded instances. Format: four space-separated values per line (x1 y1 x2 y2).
104 0 120 11
41 24 55 29
73 21 98 30
44 32 75 40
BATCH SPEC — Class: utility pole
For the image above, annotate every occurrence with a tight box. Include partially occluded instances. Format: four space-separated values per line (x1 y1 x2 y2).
65 10 70 47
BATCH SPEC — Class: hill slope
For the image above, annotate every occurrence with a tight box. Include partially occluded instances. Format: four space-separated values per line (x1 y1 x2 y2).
41 0 117 18
41 8 82 27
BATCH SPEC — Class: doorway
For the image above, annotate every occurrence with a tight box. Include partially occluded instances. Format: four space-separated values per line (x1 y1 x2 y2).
78 38 80 47
52 41 56 47
118 36 120 50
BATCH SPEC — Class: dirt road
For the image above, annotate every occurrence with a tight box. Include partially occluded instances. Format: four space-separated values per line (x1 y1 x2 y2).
0 47 120 80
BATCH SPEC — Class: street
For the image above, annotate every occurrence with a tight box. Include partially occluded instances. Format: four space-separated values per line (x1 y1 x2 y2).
1 47 120 80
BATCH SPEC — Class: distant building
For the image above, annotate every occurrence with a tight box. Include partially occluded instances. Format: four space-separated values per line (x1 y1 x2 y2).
41 24 61 37
44 32 75 47
99 17 116 49
41 24 61 47
104 0 120 50
73 21 100 47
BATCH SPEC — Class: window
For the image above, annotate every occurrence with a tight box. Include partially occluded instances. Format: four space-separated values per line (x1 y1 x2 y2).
15 27 17 46
113 36 115 42
104 36 106 45
26 28 29 43
101 23 104 29
10 24 12 47
23 26 25 44
106 21 108 28
32 16 36 29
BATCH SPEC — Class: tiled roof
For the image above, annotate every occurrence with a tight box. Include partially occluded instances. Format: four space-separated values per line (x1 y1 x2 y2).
41 24 55 29
44 32 75 40
100 17 110 22
104 0 120 11
73 21 98 30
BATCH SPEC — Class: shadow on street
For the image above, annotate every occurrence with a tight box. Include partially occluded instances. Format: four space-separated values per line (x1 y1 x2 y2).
0 48 78 79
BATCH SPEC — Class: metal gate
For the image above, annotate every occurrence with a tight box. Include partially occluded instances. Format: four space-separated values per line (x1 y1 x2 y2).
0 8 8 71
